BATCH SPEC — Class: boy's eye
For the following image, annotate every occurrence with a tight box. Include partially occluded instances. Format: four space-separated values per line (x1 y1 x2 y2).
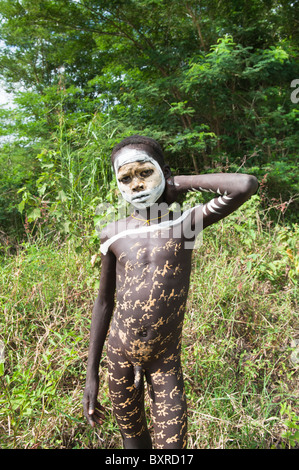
140 169 154 178
119 175 131 184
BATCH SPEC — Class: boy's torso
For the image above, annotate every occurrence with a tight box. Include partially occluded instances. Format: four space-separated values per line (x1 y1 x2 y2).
106 216 194 362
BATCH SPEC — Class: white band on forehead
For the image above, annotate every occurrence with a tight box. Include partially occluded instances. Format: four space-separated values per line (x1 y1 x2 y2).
114 148 160 173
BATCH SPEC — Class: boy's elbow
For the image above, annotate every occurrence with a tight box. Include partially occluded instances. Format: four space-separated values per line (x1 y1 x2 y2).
242 175 259 197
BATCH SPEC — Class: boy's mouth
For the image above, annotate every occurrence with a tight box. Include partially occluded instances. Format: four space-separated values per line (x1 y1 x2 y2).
131 191 151 202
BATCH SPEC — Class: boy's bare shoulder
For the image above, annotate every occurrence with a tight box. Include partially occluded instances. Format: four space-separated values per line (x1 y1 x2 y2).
100 216 131 243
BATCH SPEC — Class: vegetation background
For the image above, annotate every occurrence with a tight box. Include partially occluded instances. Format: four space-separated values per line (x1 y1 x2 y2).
0 0 298 449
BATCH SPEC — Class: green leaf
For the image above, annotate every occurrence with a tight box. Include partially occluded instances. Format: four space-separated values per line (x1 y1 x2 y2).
57 190 67 202
27 208 41 221
18 199 25 214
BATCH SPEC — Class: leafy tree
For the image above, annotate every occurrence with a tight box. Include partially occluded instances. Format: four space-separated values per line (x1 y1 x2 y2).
0 0 298 235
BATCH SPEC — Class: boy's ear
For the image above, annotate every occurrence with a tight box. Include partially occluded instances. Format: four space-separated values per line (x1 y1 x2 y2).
162 165 171 180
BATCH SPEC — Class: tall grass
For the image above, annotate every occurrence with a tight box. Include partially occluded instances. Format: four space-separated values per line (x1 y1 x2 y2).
0 196 298 449
184 213 298 448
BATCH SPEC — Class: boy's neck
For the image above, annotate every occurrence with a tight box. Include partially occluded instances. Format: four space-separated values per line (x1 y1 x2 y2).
133 201 170 226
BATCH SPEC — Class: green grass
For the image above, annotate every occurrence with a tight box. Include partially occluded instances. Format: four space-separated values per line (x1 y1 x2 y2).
0 198 298 449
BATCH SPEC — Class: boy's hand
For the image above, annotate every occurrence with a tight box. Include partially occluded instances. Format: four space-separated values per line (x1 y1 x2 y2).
164 176 179 205
83 375 105 427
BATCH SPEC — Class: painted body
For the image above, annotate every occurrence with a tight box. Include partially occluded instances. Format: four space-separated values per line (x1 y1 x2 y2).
106 224 192 448
83 137 259 450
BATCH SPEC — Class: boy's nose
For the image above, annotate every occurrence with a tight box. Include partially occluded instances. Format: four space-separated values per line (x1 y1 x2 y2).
131 178 144 192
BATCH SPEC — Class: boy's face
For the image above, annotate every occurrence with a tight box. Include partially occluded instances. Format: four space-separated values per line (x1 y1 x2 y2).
114 147 166 209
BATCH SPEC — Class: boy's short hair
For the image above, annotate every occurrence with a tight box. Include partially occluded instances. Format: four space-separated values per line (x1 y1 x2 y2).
111 135 165 168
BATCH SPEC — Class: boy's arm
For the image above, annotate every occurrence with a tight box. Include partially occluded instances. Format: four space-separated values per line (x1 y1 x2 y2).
83 245 116 427
172 173 258 229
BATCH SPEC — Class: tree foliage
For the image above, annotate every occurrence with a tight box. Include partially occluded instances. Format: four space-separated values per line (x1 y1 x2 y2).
0 0 298 235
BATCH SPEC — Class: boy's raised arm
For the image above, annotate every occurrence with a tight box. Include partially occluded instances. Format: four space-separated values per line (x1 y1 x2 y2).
172 173 258 229
83 245 116 427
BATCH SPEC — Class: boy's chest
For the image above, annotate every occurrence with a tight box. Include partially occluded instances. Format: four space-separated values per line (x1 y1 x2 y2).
112 233 185 266
111 233 193 293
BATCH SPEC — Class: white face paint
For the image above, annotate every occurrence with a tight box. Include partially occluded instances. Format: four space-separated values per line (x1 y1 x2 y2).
114 148 165 209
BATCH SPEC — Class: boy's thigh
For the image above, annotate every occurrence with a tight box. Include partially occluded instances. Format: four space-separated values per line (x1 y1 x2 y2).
107 346 148 439
146 356 188 449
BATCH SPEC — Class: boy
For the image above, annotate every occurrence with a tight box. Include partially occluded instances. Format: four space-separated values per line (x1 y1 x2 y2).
83 135 258 449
